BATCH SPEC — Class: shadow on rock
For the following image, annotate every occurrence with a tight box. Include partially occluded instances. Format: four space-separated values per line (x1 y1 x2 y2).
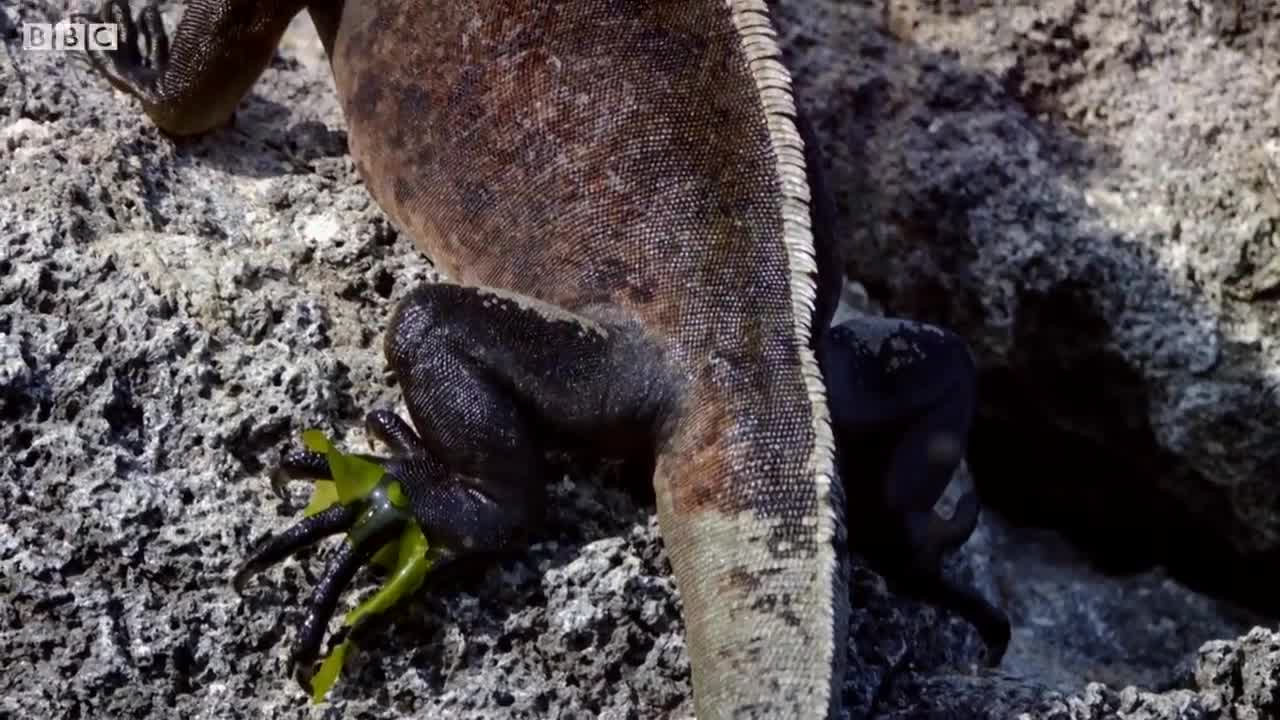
776 0 1279 716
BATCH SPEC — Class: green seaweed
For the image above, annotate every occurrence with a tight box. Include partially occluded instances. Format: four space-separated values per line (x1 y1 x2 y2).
345 523 433 628
301 429 386 505
310 638 353 704
301 479 339 518
295 430 438 704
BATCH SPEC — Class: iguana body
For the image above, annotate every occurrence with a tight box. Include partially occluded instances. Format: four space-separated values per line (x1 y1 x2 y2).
76 0 1009 716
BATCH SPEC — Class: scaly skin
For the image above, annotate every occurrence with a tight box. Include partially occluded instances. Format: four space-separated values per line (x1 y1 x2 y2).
73 0 1009 716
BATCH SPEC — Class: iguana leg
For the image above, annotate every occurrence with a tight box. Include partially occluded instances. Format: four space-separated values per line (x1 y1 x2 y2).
71 0 311 135
236 282 662 693
819 314 1011 665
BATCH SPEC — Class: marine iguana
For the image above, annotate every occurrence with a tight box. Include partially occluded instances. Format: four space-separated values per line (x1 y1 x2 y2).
74 0 1010 715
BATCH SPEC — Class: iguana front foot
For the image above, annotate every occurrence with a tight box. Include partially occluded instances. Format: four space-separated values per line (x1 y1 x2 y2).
72 0 298 135
235 282 656 699
72 0 168 104
234 414 448 693
900 494 1011 666
822 314 1011 665
236 403 540 695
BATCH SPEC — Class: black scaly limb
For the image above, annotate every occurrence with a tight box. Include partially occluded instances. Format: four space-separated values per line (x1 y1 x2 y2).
235 428 420 690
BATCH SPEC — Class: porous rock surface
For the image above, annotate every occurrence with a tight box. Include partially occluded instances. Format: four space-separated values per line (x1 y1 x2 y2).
1 1 1277 719
775 0 1280 606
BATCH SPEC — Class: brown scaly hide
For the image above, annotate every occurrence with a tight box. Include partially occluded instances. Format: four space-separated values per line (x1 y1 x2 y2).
329 0 844 716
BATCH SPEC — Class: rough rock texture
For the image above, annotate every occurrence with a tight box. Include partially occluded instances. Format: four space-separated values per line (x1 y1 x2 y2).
774 0 1280 611
1 1 1277 719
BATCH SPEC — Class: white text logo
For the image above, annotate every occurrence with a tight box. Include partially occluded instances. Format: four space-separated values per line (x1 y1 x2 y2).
22 22 119 51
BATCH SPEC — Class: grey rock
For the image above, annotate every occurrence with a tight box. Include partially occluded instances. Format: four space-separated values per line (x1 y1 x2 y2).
774 0 1280 601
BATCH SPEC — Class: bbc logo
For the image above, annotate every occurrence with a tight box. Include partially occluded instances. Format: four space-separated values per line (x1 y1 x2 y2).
22 22 119 51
